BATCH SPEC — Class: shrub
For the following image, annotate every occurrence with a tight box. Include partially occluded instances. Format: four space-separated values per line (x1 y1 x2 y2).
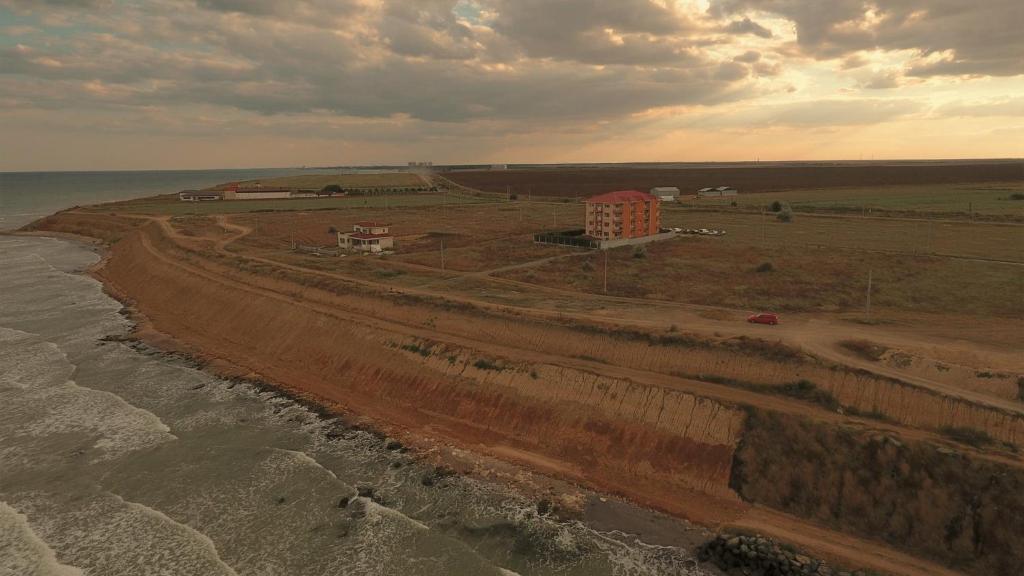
770 201 782 212
777 380 840 411
840 339 888 361
940 426 995 448
633 245 647 259
328 226 338 234
400 343 432 357
755 262 774 273
777 205 793 222
473 358 503 371
1008 193 1024 201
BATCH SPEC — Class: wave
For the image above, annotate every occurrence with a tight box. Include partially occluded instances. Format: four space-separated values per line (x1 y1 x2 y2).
109 494 240 576
0 501 85 576
0 326 177 462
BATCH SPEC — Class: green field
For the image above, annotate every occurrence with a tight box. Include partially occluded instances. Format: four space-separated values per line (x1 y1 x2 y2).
660 210 1024 263
243 172 428 189
680 182 1024 216
90 192 497 216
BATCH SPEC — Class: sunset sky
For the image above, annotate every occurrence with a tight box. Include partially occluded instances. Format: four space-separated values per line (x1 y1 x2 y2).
1 0 1022 170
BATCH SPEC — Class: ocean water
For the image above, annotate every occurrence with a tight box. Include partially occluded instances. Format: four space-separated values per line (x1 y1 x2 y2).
0 169 318 231
0 176 711 575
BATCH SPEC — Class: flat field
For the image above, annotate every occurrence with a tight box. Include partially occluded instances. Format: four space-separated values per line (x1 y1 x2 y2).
135 187 1023 320
446 161 1024 197
86 191 494 217
241 172 427 189
684 181 1024 217
498 236 1024 318
659 209 1024 262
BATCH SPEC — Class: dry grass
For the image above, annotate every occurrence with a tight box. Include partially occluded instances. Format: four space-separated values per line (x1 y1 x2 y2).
686 181 1024 217
499 237 1024 318
659 209 1024 262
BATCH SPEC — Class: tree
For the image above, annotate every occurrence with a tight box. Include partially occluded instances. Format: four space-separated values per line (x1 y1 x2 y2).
320 184 343 196
770 200 782 212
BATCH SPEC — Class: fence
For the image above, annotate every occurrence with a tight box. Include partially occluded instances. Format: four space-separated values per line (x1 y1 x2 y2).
293 244 341 257
533 230 601 249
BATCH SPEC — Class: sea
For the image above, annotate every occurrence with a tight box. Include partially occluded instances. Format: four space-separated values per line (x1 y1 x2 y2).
0 171 710 576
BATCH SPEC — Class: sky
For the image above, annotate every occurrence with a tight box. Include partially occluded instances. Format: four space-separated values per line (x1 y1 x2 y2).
1 0 1022 170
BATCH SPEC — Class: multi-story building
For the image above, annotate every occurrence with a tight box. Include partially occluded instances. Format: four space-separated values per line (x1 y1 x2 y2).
584 190 661 240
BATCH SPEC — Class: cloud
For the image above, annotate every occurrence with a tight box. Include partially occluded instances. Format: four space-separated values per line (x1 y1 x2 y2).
734 98 923 127
0 0 753 125
723 17 772 38
709 0 1024 77
858 70 901 89
937 97 1024 118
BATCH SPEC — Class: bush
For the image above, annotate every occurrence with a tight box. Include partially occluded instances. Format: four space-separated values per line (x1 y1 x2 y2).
633 245 647 259
328 226 338 234
1008 193 1024 201
940 426 995 448
840 339 888 361
770 201 782 212
755 262 774 273
473 358 503 371
777 204 793 223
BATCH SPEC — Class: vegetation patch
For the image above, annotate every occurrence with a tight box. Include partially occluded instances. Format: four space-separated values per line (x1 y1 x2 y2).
839 339 889 361
473 358 504 371
939 426 996 448
400 343 433 357
732 408 1024 576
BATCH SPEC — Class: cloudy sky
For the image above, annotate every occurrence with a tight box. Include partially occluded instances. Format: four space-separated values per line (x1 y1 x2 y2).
1 0 1022 170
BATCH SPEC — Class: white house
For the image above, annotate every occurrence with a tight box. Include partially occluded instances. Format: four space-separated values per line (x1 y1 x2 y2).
338 221 395 253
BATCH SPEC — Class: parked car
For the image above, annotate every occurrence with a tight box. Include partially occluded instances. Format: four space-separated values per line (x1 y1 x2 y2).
747 312 779 325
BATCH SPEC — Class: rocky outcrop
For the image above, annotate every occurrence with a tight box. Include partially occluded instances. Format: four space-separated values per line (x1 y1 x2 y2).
699 534 868 576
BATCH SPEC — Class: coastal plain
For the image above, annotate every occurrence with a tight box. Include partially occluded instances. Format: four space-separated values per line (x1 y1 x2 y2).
23 162 1024 576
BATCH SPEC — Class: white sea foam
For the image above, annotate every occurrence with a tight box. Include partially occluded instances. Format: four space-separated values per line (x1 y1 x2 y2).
0 502 84 576
275 448 340 481
109 494 240 576
360 498 431 531
0 326 176 462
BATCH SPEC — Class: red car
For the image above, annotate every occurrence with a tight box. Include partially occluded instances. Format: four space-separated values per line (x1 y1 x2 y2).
747 312 779 325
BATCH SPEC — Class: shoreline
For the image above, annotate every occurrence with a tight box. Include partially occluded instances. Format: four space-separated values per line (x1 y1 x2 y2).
33 230 723 563
14 210 1001 576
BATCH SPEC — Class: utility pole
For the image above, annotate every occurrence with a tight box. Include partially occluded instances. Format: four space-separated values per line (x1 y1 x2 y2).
865 269 873 321
552 205 557 228
603 249 608 294
761 206 766 246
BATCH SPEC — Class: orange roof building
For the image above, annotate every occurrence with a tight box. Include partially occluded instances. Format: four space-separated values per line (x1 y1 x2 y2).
584 190 660 240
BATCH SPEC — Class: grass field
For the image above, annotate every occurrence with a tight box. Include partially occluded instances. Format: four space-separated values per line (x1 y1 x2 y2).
149 196 1022 319
242 172 428 189
89 192 496 217
660 209 1024 262
682 182 1024 216
498 237 1024 318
